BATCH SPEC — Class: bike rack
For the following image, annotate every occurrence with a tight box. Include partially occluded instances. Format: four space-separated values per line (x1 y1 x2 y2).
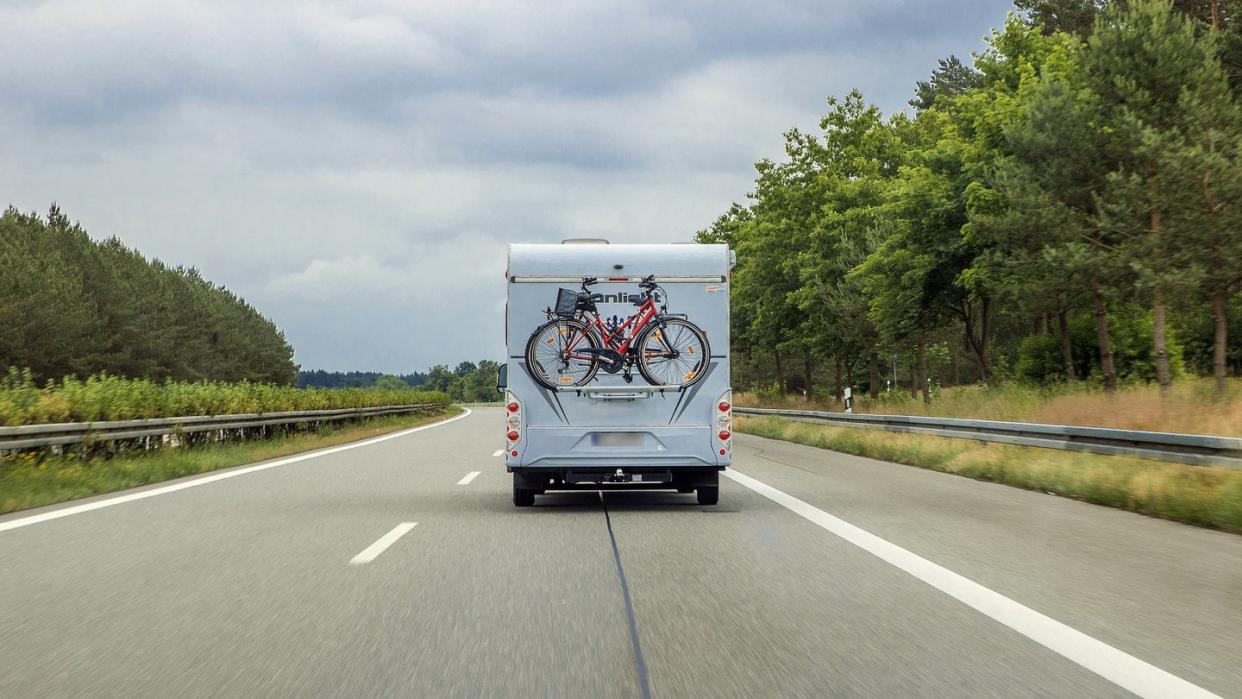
554 384 686 400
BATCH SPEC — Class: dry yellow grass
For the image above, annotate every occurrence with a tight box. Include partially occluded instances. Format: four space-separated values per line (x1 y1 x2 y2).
735 378 1242 436
737 415 1242 533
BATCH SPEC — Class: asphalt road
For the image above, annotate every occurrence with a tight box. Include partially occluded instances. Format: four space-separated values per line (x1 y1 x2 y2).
2 407 1240 697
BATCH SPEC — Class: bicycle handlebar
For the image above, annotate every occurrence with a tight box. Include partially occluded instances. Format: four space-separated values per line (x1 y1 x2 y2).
581 274 659 295
575 275 666 309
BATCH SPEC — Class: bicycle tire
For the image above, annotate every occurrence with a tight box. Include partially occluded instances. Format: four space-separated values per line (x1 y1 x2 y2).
524 318 601 389
635 317 711 388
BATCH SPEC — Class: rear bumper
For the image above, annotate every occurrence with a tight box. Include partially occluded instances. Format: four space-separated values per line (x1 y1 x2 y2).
506 425 729 470
512 467 719 490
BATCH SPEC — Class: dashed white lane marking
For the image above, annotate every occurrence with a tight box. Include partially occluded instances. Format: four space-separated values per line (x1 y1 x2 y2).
723 469 1219 699
457 471 481 485
349 522 418 566
0 409 472 534
492 449 504 457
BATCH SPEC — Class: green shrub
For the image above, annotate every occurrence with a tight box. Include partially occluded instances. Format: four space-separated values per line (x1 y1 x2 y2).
1014 305 1186 385
0 368 451 426
1016 334 1066 383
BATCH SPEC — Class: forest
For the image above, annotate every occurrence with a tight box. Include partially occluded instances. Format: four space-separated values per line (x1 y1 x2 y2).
698 0 1242 401
1 206 297 385
298 370 430 389
0 201 500 402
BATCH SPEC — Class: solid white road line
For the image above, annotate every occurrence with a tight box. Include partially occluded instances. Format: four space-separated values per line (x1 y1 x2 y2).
492 449 504 457
349 522 418 566
457 471 481 485
0 409 473 534
723 469 1219 699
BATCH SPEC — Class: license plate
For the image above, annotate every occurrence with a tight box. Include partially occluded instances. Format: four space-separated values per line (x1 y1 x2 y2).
592 432 643 447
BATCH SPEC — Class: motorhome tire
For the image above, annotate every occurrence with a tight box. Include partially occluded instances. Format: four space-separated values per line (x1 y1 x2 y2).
696 486 719 506
513 482 536 507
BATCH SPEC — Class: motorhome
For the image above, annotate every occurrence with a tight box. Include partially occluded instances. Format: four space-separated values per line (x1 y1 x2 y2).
499 241 734 506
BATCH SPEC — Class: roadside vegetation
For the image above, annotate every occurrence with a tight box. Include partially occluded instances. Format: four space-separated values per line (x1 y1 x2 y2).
738 415 1242 533
300 360 502 403
0 202 459 514
711 0 1242 531
0 206 297 385
0 373 454 514
0 369 450 425
1 157 467 516
0 409 458 515
736 378 1242 436
701 0 1242 403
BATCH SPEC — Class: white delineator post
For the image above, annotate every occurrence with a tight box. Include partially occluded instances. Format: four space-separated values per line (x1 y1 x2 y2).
843 387 853 413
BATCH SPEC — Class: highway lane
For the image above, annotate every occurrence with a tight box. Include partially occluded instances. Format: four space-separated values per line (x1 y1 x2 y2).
0 407 1238 697
728 435 1242 695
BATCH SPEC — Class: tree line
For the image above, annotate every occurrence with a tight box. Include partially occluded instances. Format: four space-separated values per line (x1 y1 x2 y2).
1 205 297 385
697 0 1242 401
300 361 501 403
298 370 430 389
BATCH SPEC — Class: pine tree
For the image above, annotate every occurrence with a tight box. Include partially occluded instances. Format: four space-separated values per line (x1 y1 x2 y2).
0 206 297 385
1089 0 1235 391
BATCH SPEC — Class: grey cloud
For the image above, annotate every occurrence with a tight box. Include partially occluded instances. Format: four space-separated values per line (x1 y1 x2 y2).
1 1 1005 121
0 0 1014 371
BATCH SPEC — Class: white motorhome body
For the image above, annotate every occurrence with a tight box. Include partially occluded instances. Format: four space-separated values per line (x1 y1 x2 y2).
502 242 734 506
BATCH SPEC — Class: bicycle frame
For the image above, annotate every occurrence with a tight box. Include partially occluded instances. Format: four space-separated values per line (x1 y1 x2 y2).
565 295 661 361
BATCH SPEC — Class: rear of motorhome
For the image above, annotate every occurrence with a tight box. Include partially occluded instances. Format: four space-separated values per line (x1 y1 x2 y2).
500 241 734 506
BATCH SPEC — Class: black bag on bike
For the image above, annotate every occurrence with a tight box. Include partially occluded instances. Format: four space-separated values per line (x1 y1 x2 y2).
555 288 579 318
555 288 601 317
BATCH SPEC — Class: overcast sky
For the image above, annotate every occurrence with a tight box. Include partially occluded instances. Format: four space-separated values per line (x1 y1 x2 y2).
1 0 1013 373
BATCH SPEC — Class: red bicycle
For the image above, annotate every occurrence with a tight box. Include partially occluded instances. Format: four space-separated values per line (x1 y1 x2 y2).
525 275 710 389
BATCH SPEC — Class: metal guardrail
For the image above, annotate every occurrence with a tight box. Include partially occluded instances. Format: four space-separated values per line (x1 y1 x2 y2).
734 407 1242 468
0 404 447 452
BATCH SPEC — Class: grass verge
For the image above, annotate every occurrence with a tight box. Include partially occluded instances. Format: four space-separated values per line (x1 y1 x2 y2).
735 378 1242 436
0 408 460 515
737 415 1242 534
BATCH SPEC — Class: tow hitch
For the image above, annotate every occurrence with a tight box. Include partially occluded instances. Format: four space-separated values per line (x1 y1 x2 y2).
564 469 673 484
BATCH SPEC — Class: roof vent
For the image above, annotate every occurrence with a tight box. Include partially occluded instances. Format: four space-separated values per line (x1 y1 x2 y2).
561 238 610 244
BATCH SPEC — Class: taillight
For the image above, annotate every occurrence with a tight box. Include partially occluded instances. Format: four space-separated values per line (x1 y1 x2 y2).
506 392 522 452
716 391 732 458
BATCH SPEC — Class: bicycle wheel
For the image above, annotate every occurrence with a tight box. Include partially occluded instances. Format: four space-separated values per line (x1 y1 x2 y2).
636 318 710 388
525 318 601 389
